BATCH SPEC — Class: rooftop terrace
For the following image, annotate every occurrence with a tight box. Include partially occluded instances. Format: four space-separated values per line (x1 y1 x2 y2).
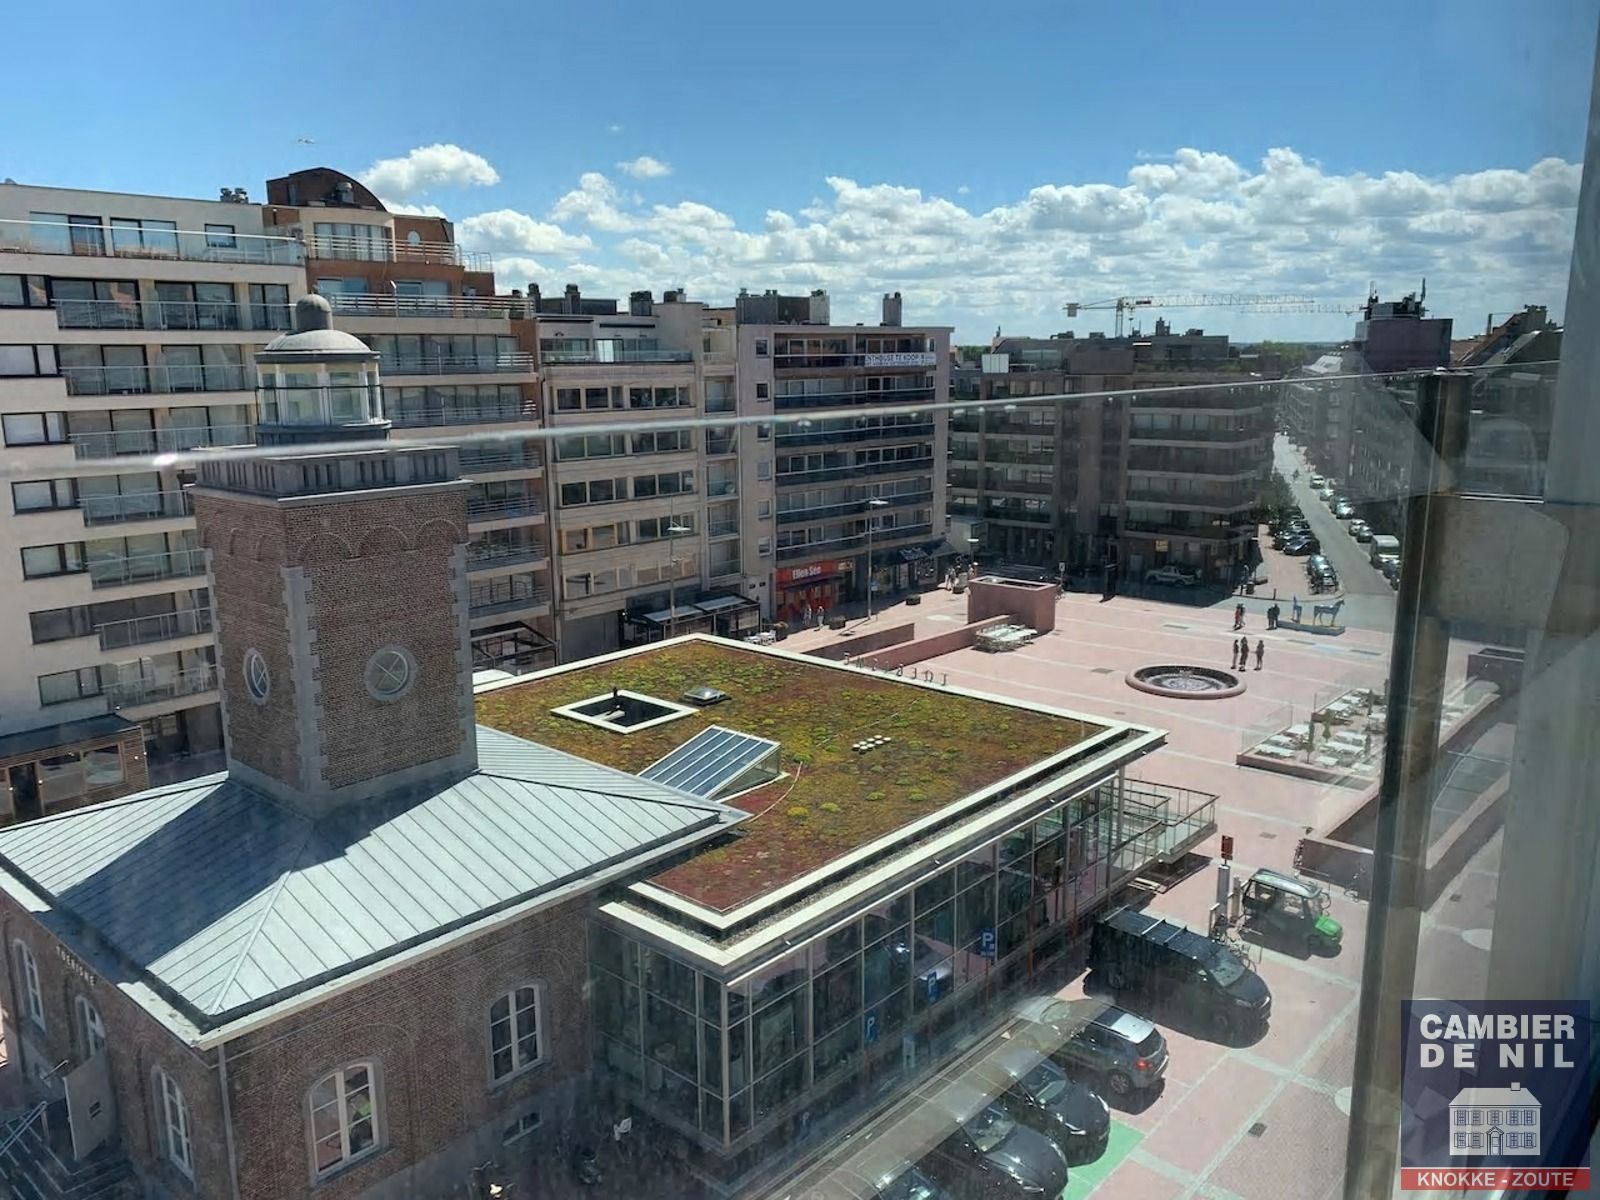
475 638 1103 912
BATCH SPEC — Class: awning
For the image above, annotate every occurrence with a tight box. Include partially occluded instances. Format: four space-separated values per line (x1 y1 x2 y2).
0 713 140 762
694 595 757 615
899 538 959 563
631 604 708 628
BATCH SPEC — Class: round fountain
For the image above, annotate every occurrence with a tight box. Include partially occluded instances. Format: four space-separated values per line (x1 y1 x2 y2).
1126 664 1246 700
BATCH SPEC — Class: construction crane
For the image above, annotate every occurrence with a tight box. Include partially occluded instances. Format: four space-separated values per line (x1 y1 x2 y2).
1064 293 1357 337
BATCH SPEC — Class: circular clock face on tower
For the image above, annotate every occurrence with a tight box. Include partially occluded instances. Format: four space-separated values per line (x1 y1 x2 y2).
365 646 416 701
243 648 271 703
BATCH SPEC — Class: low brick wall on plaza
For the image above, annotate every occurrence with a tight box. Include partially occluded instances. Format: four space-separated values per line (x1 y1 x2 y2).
855 616 1013 670
967 576 1058 633
806 622 916 662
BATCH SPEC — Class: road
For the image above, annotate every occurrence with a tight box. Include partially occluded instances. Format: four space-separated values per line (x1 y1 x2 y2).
1272 437 1391 598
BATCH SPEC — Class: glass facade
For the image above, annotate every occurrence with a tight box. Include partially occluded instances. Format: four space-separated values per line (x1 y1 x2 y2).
590 777 1151 1165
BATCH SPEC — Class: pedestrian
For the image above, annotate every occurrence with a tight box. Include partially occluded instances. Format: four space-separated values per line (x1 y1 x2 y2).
1267 603 1280 630
802 601 813 628
1255 639 1265 670
1233 603 1245 630
1230 639 1239 669
1234 635 1246 669
1291 595 1303 625
816 606 826 629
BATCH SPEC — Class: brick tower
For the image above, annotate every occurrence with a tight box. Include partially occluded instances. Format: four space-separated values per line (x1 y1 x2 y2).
191 294 476 814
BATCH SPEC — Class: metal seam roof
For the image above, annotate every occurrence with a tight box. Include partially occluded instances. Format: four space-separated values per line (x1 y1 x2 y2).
0 727 743 1029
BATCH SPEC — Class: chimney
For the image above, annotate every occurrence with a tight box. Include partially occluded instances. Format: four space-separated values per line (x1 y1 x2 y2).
629 290 654 317
529 283 543 312
564 283 581 313
808 289 830 325
662 288 682 303
882 291 903 327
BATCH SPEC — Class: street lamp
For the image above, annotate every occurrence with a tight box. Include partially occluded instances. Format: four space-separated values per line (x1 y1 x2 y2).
967 535 981 576
665 522 691 639
865 498 890 622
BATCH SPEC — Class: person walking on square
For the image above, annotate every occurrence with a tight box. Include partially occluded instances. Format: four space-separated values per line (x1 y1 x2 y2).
1236 635 1248 670
1233 602 1245 630
1255 639 1265 670
802 602 813 629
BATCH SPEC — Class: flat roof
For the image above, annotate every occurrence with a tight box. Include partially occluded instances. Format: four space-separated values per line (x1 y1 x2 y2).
0 713 138 761
476 637 1110 915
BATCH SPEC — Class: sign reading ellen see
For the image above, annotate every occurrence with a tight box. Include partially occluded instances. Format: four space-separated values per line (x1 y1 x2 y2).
1400 1001 1592 1192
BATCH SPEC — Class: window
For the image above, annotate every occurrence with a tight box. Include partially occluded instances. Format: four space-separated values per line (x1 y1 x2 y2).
755 338 769 356
12 941 44 1028
0 346 47 377
365 646 415 701
758 424 772 441
502 1109 542 1146
203 224 236 248
758 500 773 519
756 383 769 399
22 543 87 579
244 648 271 703
309 1063 379 1176
758 537 773 557
555 387 581 412
13 479 77 513
76 995 106 1056
155 1068 192 1177
490 985 544 1081
758 460 773 481
38 667 107 706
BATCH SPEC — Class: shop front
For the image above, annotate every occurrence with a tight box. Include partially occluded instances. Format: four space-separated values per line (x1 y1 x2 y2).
775 559 852 625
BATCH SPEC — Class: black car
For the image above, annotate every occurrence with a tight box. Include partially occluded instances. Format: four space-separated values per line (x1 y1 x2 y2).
1090 907 1272 1040
815 1156 954 1200
1272 523 1310 549
920 1085 1070 1199
1281 535 1320 556
1013 997 1169 1099
972 1042 1111 1164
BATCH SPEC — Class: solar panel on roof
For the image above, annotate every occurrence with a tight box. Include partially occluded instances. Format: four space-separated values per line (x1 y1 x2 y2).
639 726 779 800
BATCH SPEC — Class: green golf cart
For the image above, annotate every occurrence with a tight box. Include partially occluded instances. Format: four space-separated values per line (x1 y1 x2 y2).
1239 868 1343 956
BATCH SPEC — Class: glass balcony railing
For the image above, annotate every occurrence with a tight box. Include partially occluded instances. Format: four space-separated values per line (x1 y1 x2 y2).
0 217 303 265
104 664 217 709
377 353 536 377
61 363 249 397
467 495 546 521
540 347 693 364
96 608 213 652
71 424 254 459
324 293 524 320
89 548 207 589
80 490 194 526
50 298 293 333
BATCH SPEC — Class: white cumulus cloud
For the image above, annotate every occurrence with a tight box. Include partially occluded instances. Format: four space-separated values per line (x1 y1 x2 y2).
456 208 594 256
359 143 501 199
616 155 673 179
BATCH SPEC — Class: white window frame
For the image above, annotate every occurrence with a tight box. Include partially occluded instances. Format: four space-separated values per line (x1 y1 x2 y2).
156 1068 193 1179
488 984 544 1083
307 1062 380 1179
12 940 44 1029
75 994 105 1057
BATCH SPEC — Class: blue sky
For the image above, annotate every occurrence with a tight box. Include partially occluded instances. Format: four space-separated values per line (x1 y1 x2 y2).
9 0 1595 341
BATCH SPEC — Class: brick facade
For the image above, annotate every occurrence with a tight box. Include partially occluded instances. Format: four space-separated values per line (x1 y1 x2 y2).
0 725 148 826
194 488 474 800
0 885 595 1200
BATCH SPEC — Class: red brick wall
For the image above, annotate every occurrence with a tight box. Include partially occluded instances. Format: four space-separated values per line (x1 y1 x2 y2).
224 896 592 1200
858 615 1011 669
966 577 1058 633
0 727 149 827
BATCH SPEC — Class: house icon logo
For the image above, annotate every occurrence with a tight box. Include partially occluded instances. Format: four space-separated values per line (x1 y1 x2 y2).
1448 1082 1540 1158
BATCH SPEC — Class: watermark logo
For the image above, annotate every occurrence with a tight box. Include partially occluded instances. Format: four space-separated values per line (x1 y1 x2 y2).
1401 1001 1591 1192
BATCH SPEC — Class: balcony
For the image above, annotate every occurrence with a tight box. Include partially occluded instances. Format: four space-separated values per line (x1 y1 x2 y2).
62 363 249 398
81 490 193 526
705 395 737 415
469 585 552 617
707 519 739 538
776 523 933 563
467 495 547 522
51 298 293 333
775 421 935 448
1129 425 1270 445
377 353 536 377
97 608 212 652
775 387 934 411
773 351 937 370
460 447 545 473
776 456 936 487
325 293 524 320
705 433 738 456
388 402 531 429
706 479 739 498
467 544 550 572
105 665 217 710
90 548 207 589
540 347 693 365
1125 486 1259 510
982 504 1053 525
72 424 253 459
301 232 490 271
0 217 302 265
777 490 933 525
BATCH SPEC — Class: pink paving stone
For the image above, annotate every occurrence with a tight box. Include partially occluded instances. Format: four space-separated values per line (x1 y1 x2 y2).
1089 1156 1190 1200
1243 958 1359 1070
1208 1083 1349 1200
1137 1056 1280 1175
1304 1009 1360 1090
1106 1079 1192 1136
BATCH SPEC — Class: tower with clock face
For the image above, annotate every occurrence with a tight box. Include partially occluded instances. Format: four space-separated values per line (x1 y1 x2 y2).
189 295 476 815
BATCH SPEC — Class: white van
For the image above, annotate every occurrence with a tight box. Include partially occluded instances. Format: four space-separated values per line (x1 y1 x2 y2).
1369 535 1400 566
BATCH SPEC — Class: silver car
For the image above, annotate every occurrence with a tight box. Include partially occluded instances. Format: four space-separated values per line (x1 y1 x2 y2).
1012 997 1169 1098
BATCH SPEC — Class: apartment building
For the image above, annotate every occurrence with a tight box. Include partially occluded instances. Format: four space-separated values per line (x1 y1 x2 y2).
739 290 953 623
0 183 308 820
538 286 761 660
263 168 554 674
949 329 1275 583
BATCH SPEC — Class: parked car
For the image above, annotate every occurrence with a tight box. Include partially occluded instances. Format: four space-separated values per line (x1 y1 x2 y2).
1379 555 1401 587
1272 524 1309 549
971 1042 1111 1164
1012 996 1170 1099
1089 907 1272 1040
1316 486 1335 501
1333 502 1356 520
919 1085 1071 1199
1348 520 1372 541
1309 474 1326 488
817 1152 955 1200
1281 535 1320 556
1144 565 1200 586
1305 554 1330 573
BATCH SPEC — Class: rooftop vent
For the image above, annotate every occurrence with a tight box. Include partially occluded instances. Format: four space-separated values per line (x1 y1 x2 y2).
683 685 730 706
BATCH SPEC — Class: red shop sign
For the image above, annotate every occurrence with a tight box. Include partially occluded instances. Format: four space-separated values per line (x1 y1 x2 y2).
776 559 850 586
